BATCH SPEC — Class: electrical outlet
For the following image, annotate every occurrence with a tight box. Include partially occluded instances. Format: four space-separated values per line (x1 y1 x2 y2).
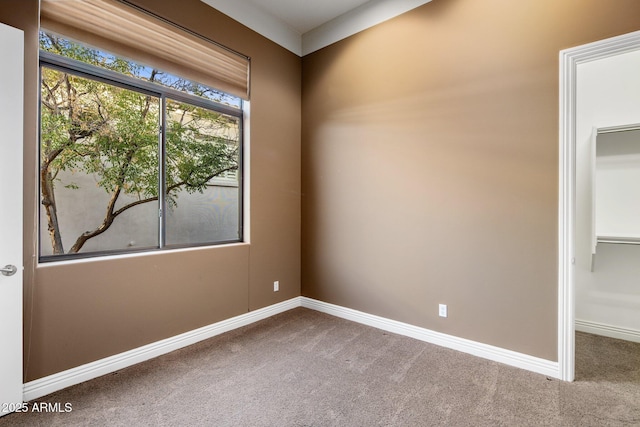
439 304 448 318
274 281 279 292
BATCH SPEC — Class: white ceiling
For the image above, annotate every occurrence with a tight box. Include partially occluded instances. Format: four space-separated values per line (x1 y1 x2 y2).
200 0 432 56
246 0 372 34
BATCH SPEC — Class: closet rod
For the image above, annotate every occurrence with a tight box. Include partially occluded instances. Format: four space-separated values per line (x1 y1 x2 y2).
597 236 640 245
597 123 640 134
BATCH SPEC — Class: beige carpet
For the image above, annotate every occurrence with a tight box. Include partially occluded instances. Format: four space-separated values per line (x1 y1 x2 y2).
1 307 639 426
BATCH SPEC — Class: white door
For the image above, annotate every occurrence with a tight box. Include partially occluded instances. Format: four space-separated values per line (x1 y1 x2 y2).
0 22 24 416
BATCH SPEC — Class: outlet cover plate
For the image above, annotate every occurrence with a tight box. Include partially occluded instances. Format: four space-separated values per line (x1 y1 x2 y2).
439 304 447 318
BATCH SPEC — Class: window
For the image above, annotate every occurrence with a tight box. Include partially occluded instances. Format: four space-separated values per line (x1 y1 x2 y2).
39 31 243 260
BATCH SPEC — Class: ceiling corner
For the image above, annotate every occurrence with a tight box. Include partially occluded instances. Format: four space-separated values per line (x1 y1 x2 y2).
200 0 302 56
201 0 432 57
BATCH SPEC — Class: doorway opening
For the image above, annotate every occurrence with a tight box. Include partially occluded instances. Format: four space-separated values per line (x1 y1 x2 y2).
558 29 640 382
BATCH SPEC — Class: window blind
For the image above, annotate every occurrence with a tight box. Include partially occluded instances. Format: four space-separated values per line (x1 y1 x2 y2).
40 0 250 99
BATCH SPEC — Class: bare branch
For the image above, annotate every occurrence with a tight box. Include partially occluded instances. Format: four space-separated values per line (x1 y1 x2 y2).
112 166 238 218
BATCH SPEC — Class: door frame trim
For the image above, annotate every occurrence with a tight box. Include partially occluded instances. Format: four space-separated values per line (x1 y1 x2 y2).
558 29 640 382
0 21 24 415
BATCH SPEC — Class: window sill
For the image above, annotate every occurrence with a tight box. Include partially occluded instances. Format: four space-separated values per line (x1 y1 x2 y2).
37 241 250 268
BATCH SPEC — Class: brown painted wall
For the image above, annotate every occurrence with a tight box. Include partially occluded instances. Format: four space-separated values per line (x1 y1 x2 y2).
1 0 301 381
4 0 640 382
301 0 640 361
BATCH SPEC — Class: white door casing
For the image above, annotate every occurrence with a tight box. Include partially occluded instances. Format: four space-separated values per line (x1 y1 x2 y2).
0 22 24 415
558 29 640 382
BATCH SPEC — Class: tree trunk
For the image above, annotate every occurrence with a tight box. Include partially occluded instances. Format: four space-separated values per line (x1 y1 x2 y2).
40 165 64 254
68 186 121 253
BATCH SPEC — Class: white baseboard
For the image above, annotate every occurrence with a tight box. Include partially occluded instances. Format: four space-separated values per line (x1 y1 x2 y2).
24 296 561 401
575 319 640 343
23 298 301 402
301 297 560 379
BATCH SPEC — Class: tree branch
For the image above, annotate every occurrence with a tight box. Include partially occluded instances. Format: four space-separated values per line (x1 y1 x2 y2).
113 165 238 218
